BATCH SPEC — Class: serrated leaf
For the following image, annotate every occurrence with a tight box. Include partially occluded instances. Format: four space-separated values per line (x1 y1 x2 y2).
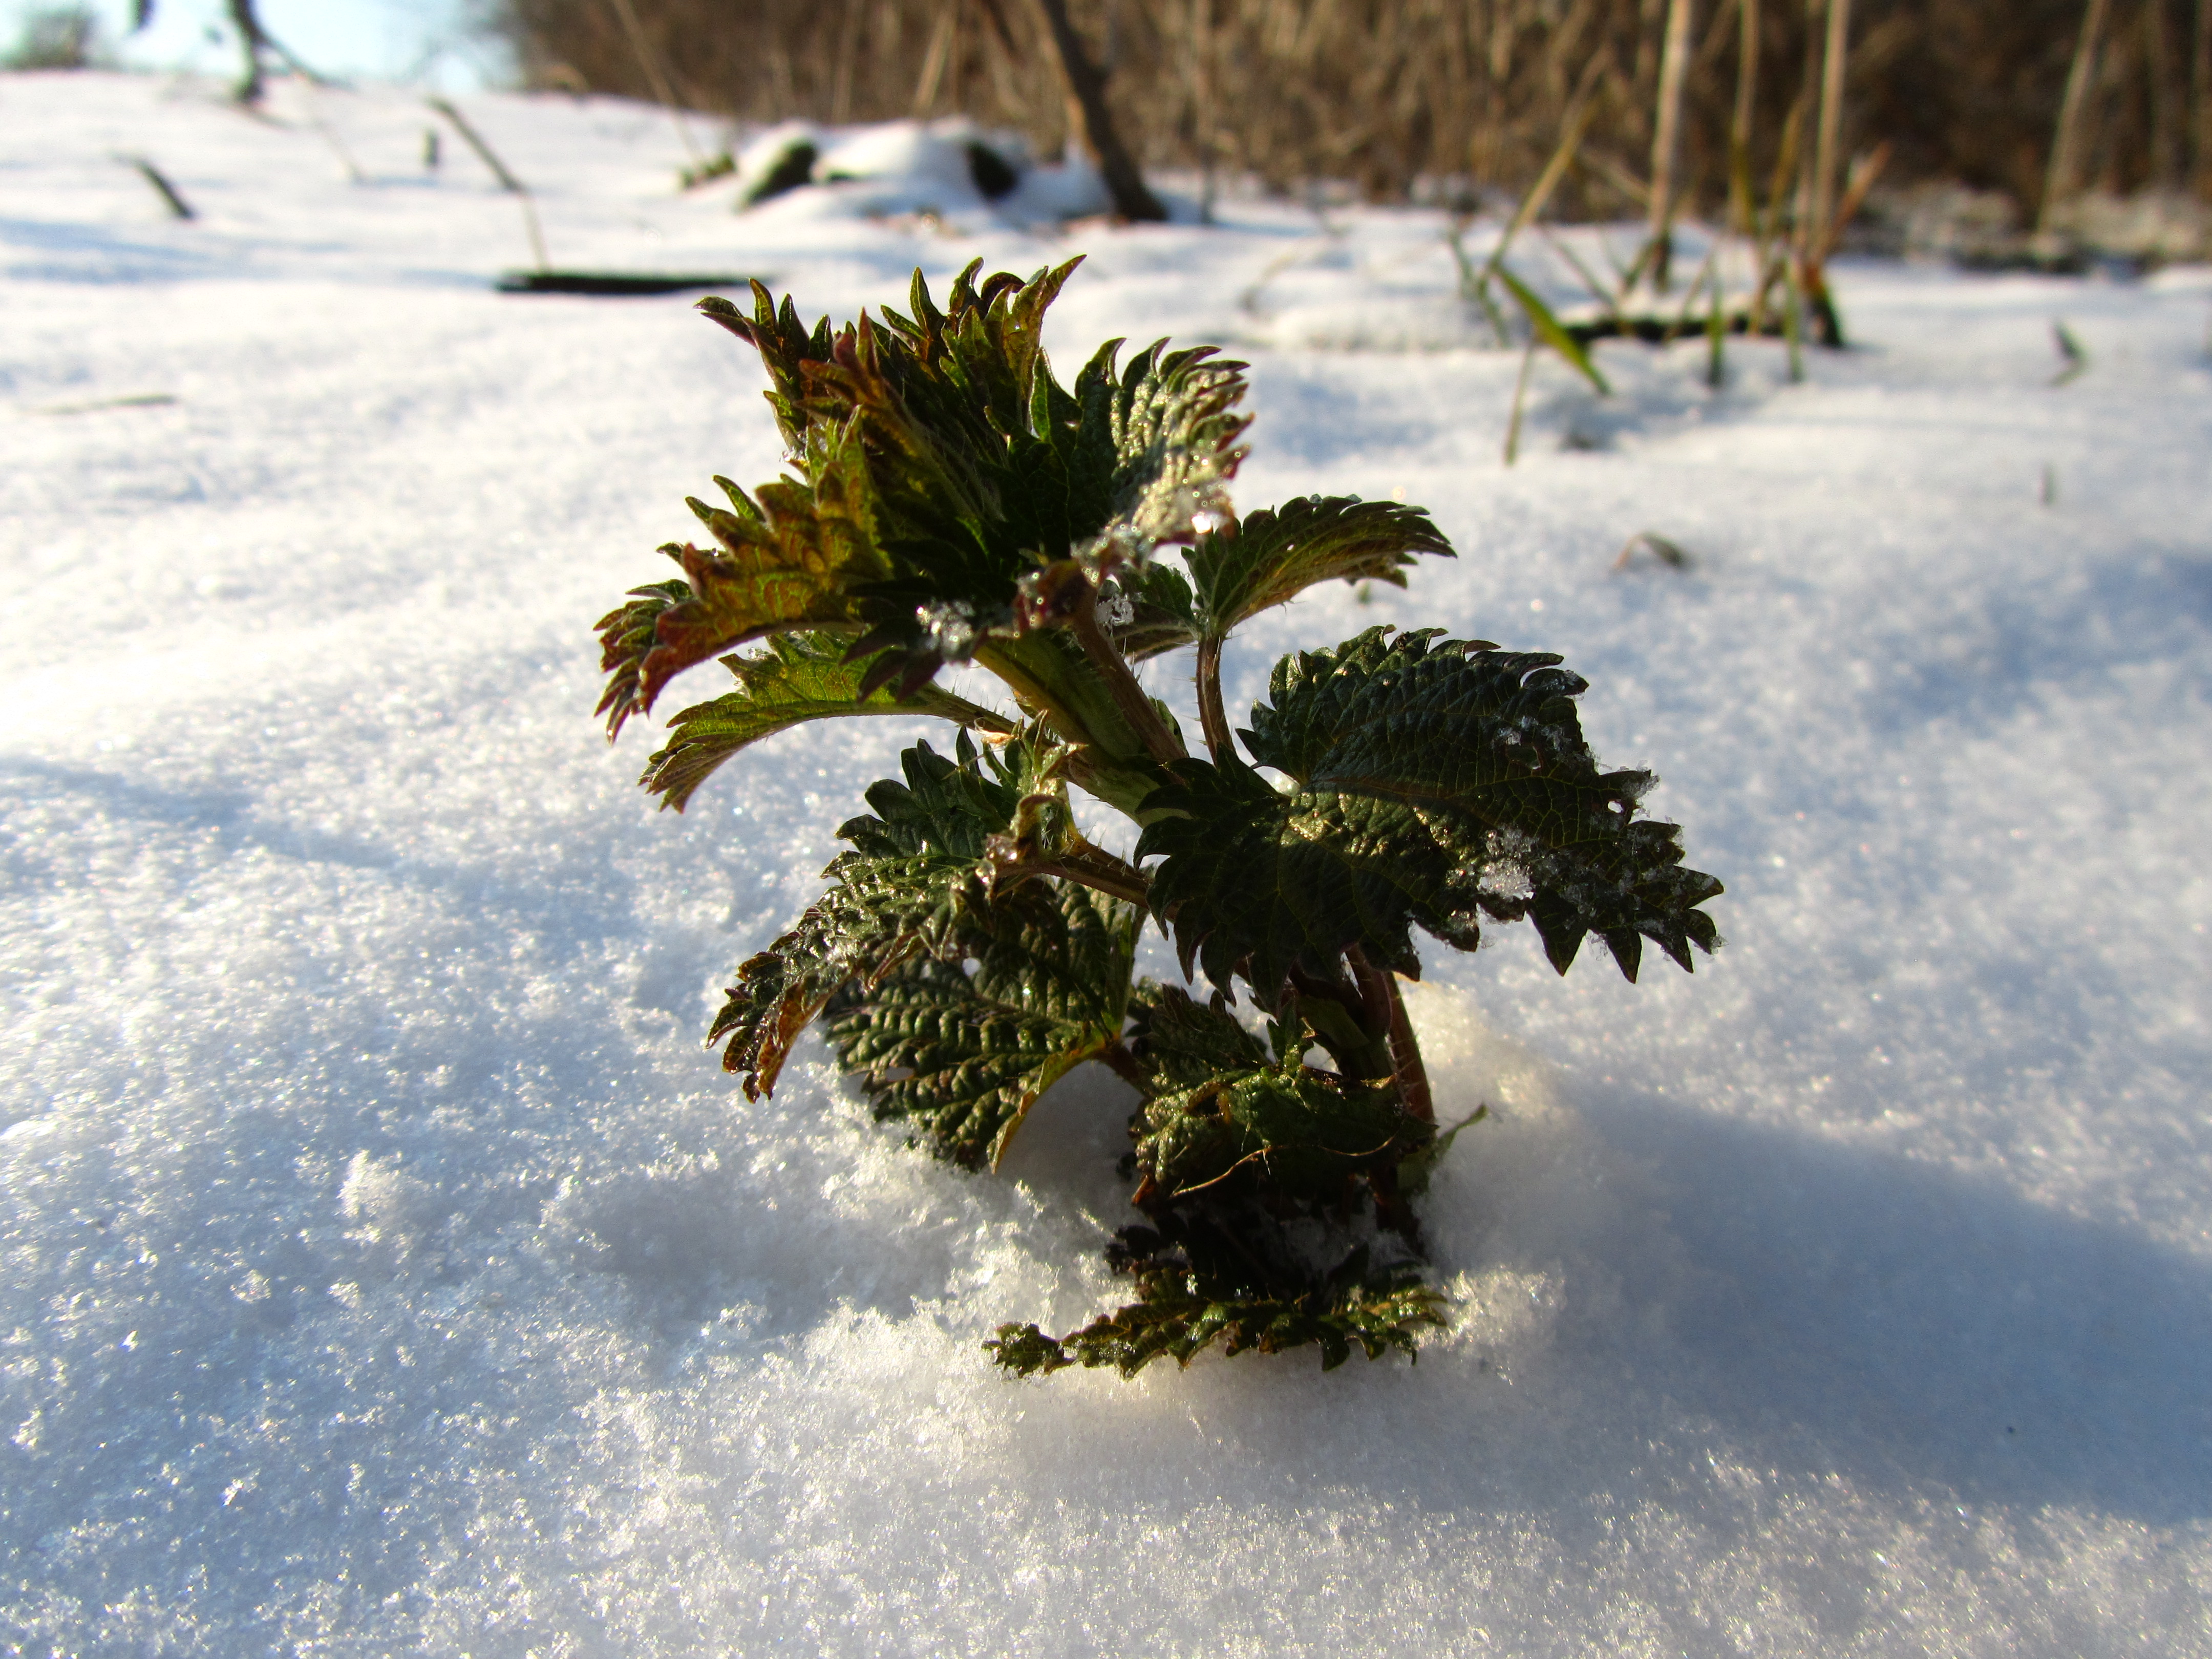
592 578 690 740
825 880 1140 1169
1134 755 1443 994
1138 628 1721 996
1124 981 1269 1092
672 263 1092 701
642 632 1011 811
707 734 1030 1098
1184 495 1453 642
593 443 891 736
1071 336 1252 559
697 279 834 448
611 262 1261 764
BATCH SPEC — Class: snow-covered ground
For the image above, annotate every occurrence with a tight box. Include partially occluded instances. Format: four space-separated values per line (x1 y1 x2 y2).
4 71 2210 1656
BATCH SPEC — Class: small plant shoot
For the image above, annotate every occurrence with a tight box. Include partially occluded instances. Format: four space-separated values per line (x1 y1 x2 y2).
593 261 1722 1378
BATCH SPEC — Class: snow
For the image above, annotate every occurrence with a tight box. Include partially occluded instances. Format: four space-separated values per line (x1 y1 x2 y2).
4 70 2211 1656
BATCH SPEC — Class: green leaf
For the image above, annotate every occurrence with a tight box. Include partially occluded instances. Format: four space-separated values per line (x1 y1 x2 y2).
1133 1060 1430 1203
707 734 1029 1098
686 260 1248 686
1497 264 1611 394
1137 628 1721 997
642 631 1011 811
681 262 1090 695
989 1217 1445 1378
1134 754 1443 994
824 880 1141 1169
611 263 1261 758
1124 981 1269 1092
1184 495 1453 643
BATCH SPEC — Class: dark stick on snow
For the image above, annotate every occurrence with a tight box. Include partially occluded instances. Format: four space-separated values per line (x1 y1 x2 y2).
427 98 550 272
121 156 194 220
1029 0 1167 222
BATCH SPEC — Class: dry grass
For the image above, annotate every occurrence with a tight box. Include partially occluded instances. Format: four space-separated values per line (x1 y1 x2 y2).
486 0 2212 218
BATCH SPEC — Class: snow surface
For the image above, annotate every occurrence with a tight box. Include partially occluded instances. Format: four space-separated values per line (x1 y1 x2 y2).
4 72 2212 1656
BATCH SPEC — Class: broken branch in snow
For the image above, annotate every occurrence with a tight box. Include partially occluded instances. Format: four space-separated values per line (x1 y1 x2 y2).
118 155 194 220
427 98 550 272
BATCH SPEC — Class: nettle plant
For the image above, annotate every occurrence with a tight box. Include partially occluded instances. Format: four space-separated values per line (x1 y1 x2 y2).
594 260 1721 1377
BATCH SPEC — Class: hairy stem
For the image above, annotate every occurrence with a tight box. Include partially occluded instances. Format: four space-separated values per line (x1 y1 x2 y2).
1345 945 1434 1124
1195 634 1234 763
1097 1039 1146 1088
991 846 1152 907
1069 590 1187 767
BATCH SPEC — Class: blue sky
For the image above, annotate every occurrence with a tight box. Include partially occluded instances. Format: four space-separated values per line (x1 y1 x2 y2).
9 0 501 88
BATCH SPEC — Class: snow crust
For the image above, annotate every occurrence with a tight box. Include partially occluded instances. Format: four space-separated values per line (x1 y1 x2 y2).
4 72 2211 1655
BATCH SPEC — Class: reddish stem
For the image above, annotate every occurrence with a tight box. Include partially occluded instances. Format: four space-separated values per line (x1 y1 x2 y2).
1345 945 1434 1124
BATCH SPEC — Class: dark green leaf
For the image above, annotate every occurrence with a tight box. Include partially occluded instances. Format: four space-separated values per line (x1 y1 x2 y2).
1102 562 1200 662
990 1213 1445 1378
592 578 690 740
825 880 1141 1168
707 734 1030 1098
1124 981 1269 1092
1138 628 1721 996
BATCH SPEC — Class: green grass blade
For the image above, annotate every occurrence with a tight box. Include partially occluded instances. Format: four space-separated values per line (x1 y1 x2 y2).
1497 265 1610 395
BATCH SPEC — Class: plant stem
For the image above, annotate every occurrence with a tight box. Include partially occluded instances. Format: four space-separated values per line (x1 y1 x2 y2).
428 98 549 272
1503 337 1537 466
1344 946 1433 1123
992 842 1152 906
1069 589 1187 766
1195 634 1234 762
2195 0 2212 196
1098 1039 1147 1087
1481 54 1606 302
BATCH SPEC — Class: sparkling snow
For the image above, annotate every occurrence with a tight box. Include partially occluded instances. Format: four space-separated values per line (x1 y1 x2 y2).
4 71 2210 1656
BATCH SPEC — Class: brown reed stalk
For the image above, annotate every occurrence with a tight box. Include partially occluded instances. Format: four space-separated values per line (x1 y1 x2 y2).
1730 0 1760 230
1810 0 1849 239
607 0 705 164
2185 0 2203 195
2148 0 2183 188
2045 0 2113 228
1649 0 1694 287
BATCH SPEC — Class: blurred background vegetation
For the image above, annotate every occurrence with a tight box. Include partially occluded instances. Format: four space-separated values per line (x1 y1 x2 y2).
483 0 2212 222
9 0 2205 240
